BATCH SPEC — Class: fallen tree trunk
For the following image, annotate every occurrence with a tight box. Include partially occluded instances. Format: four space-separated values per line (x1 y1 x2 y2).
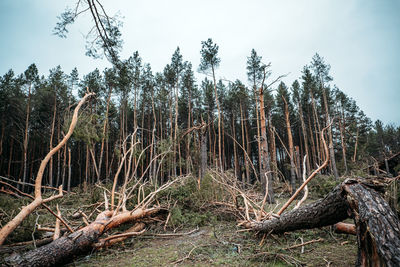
0 92 94 246
246 183 349 233
5 208 160 267
334 222 356 235
246 178 400 266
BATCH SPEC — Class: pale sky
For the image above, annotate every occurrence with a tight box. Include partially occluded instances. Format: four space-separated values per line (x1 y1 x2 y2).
0 0 399 125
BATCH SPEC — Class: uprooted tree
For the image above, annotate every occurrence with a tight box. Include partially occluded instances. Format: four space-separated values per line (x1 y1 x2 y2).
0 92 95 246
245 177 400 266
210 123 400 266
2 112 178 266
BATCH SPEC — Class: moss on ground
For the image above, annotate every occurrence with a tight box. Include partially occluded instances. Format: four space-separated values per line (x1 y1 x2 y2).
70 222 357 267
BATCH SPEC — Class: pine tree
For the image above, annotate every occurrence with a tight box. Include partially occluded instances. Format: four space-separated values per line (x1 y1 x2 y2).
199 38 223 171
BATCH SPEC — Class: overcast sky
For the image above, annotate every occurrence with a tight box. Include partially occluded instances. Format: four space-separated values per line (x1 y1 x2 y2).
0 0 399 125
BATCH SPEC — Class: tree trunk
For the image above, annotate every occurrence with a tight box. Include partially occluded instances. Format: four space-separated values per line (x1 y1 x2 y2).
245 117 252 183
0 93 94 246
310 89 322 166
308 115 317 169
282 96 297 193
67 148 71 192
98 86 112 183
339 115 348 174
240 103 250 184
61 144 66 190
211 66 222 171
259 86 274 203
200 120 207 182
174 76 180 176
321 87 339 179
352 127 359 163
168 88 174 177
255 99 262 179
247 177 400 267
49 94 57 188
186 90 192 174
232 116 239 180
21 84 32 192
5 208 159 267
7 137 14 177
298 103 311 174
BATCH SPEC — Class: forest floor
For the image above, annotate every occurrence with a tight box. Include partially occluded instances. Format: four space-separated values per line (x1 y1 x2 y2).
69 220 357 267
0 175 358 266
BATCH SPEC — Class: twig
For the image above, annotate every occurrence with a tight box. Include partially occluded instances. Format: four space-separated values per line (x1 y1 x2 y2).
0 176 70 194
171 244 207 264
142 227 199 238
100 229 145 243
53 205 61 240
284 238 324 250
0 180 73 232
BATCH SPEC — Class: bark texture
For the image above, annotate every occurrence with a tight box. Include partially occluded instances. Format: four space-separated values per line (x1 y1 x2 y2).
247 178 400 267
343 179 400 267
5 208 159 267
248 184 348 233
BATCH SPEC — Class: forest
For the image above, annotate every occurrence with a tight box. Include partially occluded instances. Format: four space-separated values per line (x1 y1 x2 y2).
1 1 399 266
1 48 398 194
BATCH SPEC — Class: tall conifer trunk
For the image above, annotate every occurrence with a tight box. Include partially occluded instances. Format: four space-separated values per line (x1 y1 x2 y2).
282 96 297 193
240 103 250 184
298 102 310 174
321 86 339 179
259 85 275 203
22 83 32 191
49 94 57 187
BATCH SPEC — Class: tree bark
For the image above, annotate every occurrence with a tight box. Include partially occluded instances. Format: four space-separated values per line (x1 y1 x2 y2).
282 96 297 193
352 127 359 163
49 94 57 188
247 183 348 233
98 86 112 183
298 102 311 174
231 116 238 179
247 177 400 267
211 66 223 172
21 84 32 192
259 85 274 203
200 119 207 182
321 87 339 179
268 112 277 182
240 102 250 184
5 208 158 267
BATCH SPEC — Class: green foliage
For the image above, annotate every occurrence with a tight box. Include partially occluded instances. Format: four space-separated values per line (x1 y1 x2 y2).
199 38 220 74
66 112 103 144
169 207 216 228
0 195 40 244
308 175 343 198
159 174 227 228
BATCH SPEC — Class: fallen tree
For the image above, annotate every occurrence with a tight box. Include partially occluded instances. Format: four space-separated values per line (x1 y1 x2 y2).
5 208 160 266
2 126 176 266
245 177 400 266
0 92 95 246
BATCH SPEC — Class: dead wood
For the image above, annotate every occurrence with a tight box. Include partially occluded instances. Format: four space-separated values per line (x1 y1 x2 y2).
277 121 332 216
283 238 324 250
5 208 160 266
245 181 348 233
0 93 94 246
246 177 400 266
334 222 356 235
